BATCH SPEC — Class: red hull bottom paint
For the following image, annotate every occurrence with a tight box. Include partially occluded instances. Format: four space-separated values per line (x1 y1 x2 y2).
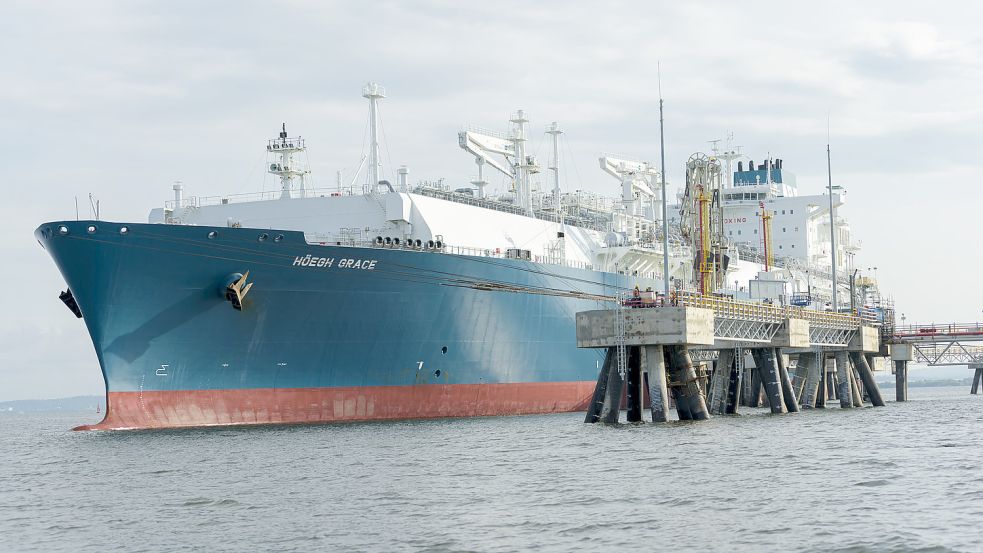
75 382 597 430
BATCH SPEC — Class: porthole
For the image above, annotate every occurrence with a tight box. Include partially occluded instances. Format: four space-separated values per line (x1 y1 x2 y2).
441 346 448 355
258 233 269 242
274 234 284 242
58 225 69 235
119 226 129 235
208 231 218 239
434 369 442 378
86 225 97 234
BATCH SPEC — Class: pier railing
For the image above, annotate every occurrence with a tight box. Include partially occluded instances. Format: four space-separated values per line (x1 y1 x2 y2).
673 291 867 329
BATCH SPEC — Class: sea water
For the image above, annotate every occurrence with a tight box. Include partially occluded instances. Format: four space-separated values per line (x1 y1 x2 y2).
1 387 981 552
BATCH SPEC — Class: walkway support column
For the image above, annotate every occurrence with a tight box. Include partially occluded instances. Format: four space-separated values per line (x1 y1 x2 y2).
970 364 983 395
895 360 908 402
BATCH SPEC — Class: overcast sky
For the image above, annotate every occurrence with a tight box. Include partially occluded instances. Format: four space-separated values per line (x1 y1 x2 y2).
2 1 982 400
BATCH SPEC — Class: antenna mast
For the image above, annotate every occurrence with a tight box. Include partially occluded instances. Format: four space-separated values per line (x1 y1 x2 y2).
827 140 838 311
659 66 670 298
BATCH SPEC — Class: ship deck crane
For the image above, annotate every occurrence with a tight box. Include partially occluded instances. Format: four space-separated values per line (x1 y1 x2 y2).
457 128 515 199
598 156 662 221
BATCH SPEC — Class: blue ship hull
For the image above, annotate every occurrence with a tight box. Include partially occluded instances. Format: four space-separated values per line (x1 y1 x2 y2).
36 220 655 429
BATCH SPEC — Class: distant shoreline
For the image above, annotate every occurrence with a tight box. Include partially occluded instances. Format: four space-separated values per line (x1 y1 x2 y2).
0 395 104 413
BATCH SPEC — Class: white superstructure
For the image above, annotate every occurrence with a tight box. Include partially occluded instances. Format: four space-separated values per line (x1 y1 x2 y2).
151 83 869 310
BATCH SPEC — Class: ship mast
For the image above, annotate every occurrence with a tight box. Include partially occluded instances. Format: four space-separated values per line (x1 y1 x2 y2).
546 121 563 223
267 123 309 199
510 110 533 215
363 82 386 193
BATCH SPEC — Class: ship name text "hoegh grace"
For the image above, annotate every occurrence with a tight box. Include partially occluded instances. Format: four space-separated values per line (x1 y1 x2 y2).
292 255 378 270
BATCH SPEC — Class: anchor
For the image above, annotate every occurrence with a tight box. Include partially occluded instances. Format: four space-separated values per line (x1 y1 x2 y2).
224 271 253 311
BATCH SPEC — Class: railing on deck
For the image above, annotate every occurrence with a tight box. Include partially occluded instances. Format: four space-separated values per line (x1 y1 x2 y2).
893 322 983 338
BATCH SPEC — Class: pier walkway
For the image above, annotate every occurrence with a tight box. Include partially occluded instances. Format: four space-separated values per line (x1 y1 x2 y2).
891 323 983 394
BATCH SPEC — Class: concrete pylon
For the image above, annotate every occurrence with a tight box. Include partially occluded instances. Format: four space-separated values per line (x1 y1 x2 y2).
790 355 809 403
834 351 854 408
776 349 800 413
746 364 763 407
643 345 669 422
626 347 644 422
851 351 885 407
708 349 735 415
665 345 710 421
585 348 615 423
800 352 822 409
816 355 827 408
849 365 864 408
725 358 743 415
599 348 626 423
751 348 788 414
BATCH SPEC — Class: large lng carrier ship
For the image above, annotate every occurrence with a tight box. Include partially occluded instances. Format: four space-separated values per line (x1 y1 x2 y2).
36 83 869 430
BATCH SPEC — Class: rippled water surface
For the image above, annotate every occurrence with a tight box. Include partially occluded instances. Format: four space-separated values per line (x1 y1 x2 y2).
2 386 982 552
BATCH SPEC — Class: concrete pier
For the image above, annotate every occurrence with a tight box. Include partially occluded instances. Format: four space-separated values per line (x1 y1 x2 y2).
577 299 885 424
